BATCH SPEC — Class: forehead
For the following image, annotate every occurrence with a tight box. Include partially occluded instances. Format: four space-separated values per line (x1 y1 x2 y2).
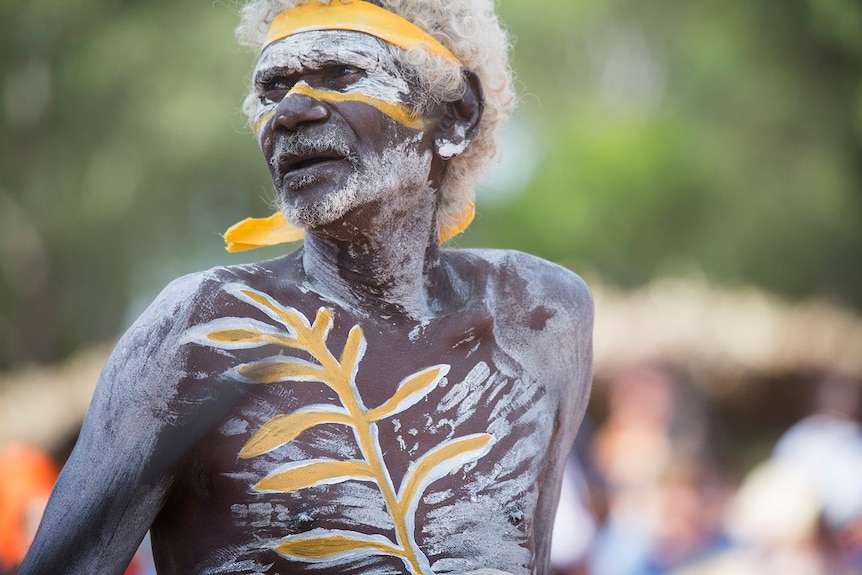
254 30 399 75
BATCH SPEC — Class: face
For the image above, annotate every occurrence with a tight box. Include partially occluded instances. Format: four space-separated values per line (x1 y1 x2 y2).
252 30 440 230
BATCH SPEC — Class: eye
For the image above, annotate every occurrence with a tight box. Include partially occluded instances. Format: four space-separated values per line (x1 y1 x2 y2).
258 76 294 104
338 65 362 77
323 65 365 89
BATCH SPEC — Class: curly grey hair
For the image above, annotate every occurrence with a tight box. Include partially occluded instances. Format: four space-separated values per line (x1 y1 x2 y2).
236 0 515 236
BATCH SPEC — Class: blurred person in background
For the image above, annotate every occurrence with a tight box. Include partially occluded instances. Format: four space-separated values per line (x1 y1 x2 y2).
671 373 862 575
587 362 728 575
549 451 597 575
0 439 156 575
0 444 58 575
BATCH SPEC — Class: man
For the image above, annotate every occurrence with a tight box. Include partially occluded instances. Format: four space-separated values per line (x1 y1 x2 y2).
20 1 593 574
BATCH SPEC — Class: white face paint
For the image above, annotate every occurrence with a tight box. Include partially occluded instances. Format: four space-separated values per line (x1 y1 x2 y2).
251 29 439 234
277 135 431 232
435 124 469 159
252 30 414 136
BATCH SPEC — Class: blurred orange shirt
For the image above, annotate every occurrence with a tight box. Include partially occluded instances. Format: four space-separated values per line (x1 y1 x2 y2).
0 444 59 572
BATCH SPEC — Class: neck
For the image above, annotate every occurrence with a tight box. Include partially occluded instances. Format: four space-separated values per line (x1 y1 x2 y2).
301 205 443 321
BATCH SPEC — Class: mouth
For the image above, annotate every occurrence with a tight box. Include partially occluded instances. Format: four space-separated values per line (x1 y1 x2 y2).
279 152 346 176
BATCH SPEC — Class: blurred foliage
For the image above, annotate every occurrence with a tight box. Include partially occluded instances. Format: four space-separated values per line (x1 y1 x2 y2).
1 0 861 369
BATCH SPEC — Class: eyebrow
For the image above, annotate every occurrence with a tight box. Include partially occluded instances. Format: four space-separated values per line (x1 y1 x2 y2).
253 66 292 85
255 36 393 80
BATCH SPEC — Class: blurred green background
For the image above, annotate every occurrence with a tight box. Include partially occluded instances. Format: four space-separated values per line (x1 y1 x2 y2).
2 0 862 370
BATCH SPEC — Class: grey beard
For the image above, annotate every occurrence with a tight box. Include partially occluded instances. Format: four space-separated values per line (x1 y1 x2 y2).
277 138 435 232
272 131 359 227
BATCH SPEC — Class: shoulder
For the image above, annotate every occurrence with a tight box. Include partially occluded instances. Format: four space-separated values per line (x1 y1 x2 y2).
99 259 293 391
451 248 593 327
446 248 593 403
121 255 302 340
453 250 593 432
87 261 294 447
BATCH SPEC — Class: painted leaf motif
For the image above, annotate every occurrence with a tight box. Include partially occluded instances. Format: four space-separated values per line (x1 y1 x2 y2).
239 358 326 384
366 365 449 421
239 407 354 459
275 529 403 561
398 433 495 506
209 285 493 574
182 317 286 350
339 326 366 373
255 459 375 493
222 284 299 336
208 328 270 345
311 307 334 339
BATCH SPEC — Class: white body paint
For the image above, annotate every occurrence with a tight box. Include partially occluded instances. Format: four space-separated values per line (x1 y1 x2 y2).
19 18 592 575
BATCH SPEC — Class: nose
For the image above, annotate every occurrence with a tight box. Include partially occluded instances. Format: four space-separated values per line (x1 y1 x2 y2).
273 87 330 131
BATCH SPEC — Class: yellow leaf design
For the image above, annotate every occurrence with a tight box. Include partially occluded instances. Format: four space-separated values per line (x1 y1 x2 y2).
239 359 326 384
239 408 354 459
366 365 449 421
339 326 366 373
200 288 496 575
311 307 333 338
255 459 375 493
238 288 309 332
207 328 270 345
398 434 495 509
275 530 404 560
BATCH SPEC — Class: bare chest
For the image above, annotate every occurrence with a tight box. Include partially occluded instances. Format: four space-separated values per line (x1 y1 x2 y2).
156 285 562 575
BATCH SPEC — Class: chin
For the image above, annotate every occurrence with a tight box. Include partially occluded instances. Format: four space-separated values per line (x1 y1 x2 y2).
279 176 359 230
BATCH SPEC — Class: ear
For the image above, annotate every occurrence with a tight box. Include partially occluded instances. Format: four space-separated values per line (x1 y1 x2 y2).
433 69 484 159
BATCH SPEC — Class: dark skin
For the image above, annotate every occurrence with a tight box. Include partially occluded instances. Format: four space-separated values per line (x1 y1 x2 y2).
20 30 592 575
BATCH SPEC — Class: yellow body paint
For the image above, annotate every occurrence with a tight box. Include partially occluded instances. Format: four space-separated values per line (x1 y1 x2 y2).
198 291 495 574
286 83 426 130
264 0 460 65
252 83 424 135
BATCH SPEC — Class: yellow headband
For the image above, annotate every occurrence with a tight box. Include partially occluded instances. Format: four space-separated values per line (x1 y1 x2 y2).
263 0 460 65
223 1 472 252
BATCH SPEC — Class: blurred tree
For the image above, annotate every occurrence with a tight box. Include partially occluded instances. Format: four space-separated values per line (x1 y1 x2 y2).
0 0 272 368
1 0 861 369
471 0 862 302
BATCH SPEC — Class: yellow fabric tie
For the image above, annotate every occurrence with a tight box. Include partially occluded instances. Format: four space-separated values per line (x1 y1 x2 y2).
224 202 475 253
224 0 471 253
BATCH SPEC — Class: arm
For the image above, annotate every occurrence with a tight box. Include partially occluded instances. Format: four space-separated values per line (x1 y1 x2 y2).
489 252 594 571
535 267 594 571
19 273 220 575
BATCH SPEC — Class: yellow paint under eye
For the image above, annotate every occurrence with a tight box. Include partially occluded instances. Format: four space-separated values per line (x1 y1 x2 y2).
255 83 426 133
254 109 276 136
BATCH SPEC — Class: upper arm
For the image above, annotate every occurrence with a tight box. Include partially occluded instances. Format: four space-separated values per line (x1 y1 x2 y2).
485 251 594 568
525 257 593 456
552 268 594 439
19 273 219 575
493 250 594 434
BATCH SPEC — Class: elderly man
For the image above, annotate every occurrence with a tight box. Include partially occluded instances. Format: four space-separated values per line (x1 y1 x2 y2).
20 1 592 574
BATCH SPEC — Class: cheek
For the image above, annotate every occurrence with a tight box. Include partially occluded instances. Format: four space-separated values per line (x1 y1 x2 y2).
254 108 276 148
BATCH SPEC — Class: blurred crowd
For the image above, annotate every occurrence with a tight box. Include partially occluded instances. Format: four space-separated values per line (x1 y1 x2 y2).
2 363 861 575
550 364 862 575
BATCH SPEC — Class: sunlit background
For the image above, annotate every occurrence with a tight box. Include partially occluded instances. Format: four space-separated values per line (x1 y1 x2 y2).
2 0 862 573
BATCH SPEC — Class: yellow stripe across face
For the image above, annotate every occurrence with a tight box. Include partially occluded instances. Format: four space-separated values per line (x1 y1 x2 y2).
254 83 426 135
